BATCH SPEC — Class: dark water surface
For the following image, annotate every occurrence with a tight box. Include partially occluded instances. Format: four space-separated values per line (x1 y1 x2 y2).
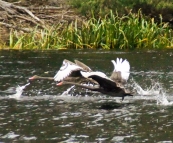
0 49 173 142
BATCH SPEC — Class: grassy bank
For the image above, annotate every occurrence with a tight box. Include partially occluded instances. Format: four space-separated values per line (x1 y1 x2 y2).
6 10 173 50
1 0 173 50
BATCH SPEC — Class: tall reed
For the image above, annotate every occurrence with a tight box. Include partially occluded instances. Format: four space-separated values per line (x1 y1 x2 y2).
9 25 65 50
60 10 173 49
9 10 173 50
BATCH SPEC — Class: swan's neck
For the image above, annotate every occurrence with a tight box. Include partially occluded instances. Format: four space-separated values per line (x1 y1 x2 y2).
29 75 54 80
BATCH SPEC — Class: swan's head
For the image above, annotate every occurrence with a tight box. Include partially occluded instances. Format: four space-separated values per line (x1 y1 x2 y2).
57 81 74 86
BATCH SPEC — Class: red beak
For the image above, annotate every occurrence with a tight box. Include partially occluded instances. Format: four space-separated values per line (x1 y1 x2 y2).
57 81 63 86
29 76 35 80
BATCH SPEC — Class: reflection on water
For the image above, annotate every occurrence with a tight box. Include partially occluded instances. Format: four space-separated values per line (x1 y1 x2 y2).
0 50 173 142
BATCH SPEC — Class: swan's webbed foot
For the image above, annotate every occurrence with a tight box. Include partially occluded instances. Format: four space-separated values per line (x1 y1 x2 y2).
122 93 133 101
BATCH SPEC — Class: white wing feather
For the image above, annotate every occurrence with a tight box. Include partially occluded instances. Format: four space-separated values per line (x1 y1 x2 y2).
54 61 82 82
81 71 107 78
111 58 130 81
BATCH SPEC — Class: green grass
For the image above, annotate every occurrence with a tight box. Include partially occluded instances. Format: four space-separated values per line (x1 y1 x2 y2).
1 0 173 50
7 10 173 50
8 25 65 50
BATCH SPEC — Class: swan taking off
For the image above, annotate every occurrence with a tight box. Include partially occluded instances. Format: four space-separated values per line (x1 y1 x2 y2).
29 58 132 100
57 58 133 100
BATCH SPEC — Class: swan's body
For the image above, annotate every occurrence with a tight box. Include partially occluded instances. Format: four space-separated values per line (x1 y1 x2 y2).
57 78 132 100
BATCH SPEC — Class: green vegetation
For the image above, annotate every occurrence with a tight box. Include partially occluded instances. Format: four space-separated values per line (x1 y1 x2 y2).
9 26 64 50
7 10 173 50
1 0 173 50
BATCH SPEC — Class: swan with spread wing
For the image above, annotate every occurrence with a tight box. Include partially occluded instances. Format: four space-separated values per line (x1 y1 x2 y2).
57 58 133 100
29 59 97 84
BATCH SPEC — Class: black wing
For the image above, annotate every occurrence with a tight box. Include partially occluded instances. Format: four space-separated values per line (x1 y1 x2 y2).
88 75 121 91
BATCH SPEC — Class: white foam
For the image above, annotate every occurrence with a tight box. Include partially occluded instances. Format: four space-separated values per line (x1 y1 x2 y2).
61 85 75 96
9 83 30 99
1 131 20 139
156 90 173 106
132 79 173 106
132 81 160 96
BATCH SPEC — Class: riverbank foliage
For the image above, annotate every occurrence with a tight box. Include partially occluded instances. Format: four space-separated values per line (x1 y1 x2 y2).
7 10 173 50
1 0 173 50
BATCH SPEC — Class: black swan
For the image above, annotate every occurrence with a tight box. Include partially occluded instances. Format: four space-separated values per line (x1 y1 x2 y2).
57 58 133 100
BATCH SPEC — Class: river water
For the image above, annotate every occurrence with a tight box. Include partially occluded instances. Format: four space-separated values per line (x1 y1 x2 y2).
0 49 173 142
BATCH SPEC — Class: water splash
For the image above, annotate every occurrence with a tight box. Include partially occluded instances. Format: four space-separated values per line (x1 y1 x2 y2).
132 81 160 96
156 90 173 106
61 82 97 97
131 79 173 106
61 85 90 97
9 83 30 99
61 85 75 96
1 131 20 139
